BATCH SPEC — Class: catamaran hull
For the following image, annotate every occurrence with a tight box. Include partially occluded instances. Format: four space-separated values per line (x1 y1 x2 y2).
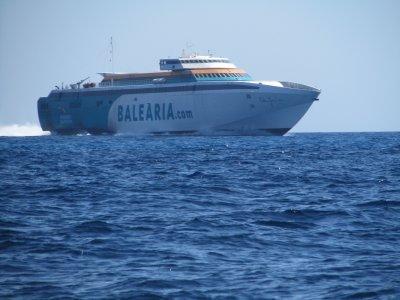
38 82 319 136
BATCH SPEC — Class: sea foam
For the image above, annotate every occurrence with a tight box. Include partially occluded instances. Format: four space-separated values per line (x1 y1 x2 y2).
0 123 49 137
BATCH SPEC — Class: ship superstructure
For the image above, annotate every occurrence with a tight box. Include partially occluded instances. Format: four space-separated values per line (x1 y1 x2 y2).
37 54 320 135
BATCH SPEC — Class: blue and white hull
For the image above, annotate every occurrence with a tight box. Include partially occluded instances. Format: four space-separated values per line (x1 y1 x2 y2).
38 54 320 135
38 81 319 136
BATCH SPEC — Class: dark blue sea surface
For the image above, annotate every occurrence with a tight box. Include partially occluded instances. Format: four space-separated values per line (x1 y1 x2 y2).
1 132 400 299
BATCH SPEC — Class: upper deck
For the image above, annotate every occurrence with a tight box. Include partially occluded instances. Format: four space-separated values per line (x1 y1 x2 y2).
160 55 236 70
99 55 252 87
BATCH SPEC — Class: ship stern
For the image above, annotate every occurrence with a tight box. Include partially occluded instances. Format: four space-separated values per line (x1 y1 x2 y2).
37 97 52 132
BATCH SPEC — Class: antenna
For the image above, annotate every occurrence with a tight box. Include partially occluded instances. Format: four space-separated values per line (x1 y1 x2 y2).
110 36 114 74
186 42 194 56
109 37 114 86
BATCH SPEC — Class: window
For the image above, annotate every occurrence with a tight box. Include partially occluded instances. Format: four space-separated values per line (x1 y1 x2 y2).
165 59 180 64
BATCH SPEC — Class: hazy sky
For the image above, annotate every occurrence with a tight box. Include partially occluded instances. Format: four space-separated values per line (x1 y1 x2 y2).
0 0 399 132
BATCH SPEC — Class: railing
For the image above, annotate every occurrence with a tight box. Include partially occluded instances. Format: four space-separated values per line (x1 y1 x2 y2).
279 81 319 92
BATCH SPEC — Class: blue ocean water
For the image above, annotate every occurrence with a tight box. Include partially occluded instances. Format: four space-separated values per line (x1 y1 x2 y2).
1 132 399 299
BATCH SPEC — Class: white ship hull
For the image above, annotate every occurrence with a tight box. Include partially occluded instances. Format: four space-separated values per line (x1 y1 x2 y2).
108 82 319 135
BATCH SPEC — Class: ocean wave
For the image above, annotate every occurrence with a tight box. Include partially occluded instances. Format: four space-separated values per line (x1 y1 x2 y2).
1 132 400 298
0 124 49 137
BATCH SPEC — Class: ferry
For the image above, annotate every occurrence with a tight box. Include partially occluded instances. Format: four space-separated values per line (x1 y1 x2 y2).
37 54 320 135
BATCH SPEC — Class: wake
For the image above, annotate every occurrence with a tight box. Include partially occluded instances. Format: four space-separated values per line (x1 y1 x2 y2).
0 124 50 137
